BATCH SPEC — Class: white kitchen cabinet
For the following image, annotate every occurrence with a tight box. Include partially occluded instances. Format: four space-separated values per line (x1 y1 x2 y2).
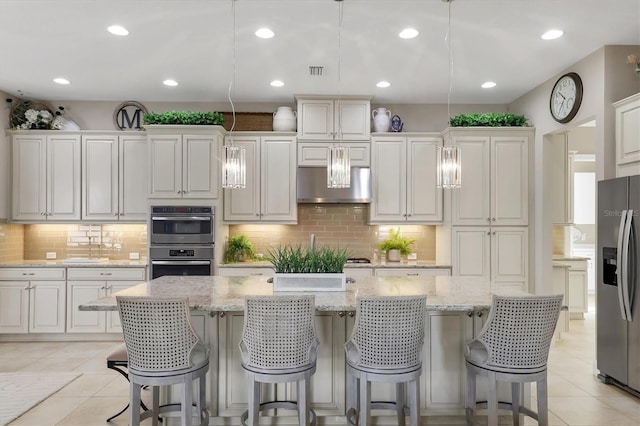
147 126 223 199
370 135 442 223
445 129 531 226
550 133 574 225
66 267 145 333
223 134 297 223
298 142 370 166
452 227 528 290
82 134 148 221
0 268 66 333
11 133 81 221
614 93 640 177
296 96 371 141
374 268 451 277
555 259 588 319
216 266 274 277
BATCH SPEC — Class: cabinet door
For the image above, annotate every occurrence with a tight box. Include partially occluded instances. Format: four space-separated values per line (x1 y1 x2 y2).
148 134 182 198
335 99 370 140
491 136 528 225
261 136 297 222
48 134 81 220
30 281 66 333
223 136 260 221
407 137 442 222
0 281 29 333
451 137 490 225
82 135 119 220
452 227 490 280
66 281 106 333
615 93 640 177
12 134 47 220
183 134 220 199
491 227 528 287
119 135 149 220
298 99 334 140
370 136 406 222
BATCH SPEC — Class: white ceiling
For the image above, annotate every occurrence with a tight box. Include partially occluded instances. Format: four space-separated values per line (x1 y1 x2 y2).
0 0 638 105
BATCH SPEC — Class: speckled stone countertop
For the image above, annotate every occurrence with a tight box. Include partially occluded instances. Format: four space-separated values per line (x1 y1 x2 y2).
0 260 148 268
552 256 590 261
79 275 527 313
219 260 452 269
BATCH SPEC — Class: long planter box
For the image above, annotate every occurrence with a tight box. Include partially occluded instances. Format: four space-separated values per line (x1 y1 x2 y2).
273 273 346 292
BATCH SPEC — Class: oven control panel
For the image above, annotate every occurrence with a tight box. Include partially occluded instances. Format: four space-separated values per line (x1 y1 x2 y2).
169 249 195 257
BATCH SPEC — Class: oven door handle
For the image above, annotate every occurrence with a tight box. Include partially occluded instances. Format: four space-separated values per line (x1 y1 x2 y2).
151 216 212 221
151 260 212 266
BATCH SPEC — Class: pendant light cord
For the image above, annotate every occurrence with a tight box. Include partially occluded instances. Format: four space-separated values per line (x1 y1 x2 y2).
336 0 343 139
445 0 453 123
227 0 237 134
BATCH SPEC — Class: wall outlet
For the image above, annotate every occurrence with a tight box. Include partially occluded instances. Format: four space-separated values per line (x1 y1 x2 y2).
46 252 57 260
407 252 417 260
129 252 140 260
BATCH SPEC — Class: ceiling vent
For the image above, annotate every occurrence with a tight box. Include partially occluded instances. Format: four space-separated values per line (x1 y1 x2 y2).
309 66 324 76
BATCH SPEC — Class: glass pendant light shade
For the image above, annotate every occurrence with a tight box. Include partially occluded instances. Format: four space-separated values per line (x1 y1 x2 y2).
222 144 246 189
437 145 461 189
327 144 350 188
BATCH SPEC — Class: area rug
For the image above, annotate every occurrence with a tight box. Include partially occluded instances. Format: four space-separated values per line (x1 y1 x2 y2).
0 372 81 425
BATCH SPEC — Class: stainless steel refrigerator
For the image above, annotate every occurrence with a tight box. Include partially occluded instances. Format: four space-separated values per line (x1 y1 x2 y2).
597 175 639 396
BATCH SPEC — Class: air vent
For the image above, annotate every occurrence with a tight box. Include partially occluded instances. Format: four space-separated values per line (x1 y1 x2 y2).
309 66 324 76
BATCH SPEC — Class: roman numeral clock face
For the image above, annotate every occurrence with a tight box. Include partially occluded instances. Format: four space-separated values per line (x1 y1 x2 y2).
550 72 583 123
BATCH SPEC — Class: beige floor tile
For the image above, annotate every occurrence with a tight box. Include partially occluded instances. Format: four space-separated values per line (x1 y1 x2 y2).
597 396 640 421
8 396 88 426
55 396 131 426
548 396 640 426
93 374 130 397
0 356 36 372
16 356 89 373
543 374 593 397
52 373 115 398
562 373 633 398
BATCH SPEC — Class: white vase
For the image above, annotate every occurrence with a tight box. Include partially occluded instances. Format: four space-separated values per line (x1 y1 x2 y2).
372 107 392 132
273 107 297 132
387 249 402 262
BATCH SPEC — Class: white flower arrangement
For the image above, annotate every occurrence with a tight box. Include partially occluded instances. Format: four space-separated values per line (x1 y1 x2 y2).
18 108 53 129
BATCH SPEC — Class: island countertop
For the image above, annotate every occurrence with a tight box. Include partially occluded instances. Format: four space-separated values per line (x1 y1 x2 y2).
79 275 529 313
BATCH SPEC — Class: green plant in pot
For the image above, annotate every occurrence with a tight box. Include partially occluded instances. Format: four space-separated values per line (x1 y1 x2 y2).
268 244 349 273
378 228 415 262
143 110 225 126
224 234 256 263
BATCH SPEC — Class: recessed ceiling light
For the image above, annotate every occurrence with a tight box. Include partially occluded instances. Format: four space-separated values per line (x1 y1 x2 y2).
481 81 496 89
255 28 275 39
376 81 391 88
541 29 564 40
399 28 419 39
53 78 70 85
270 80 284 87
163 79 178 87
107 25 129 36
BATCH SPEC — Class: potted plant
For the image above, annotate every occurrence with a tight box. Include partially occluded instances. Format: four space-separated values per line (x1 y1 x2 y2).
223 234 256 263
143 110 225 126
268 244 349 291
449 112 529 127
379 228 415 262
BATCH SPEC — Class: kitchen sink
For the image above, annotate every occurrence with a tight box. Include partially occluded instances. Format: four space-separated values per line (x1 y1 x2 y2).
62 257 109 264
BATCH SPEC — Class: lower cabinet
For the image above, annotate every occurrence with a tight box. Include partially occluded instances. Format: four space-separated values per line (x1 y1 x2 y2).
66 267 146 333
0 268 66 334
554 259 588 319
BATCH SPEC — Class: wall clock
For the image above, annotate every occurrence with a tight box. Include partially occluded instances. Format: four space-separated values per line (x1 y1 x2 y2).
549 72 583 123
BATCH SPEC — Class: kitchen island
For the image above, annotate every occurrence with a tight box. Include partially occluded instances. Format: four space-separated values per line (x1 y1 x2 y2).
81 275 530 425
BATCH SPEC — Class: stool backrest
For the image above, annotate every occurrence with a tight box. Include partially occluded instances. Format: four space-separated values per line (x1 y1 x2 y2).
477 294 563 370
240 295 319 369
116 296 200 372
347 295 426 370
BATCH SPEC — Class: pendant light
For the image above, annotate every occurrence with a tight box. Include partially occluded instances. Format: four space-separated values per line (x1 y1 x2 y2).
437 0 462 189
222 0 247 189
327 0 350 189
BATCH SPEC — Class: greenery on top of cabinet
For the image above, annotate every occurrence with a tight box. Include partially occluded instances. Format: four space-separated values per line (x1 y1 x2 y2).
143 110 225 126
449 113 529 127
268 244 349 273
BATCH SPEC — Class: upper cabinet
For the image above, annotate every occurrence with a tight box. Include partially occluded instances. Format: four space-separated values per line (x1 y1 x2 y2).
223 133 297 223
550 133 574 225
12 133 81 221
82 133 148 222
445 128 531 226
295 96 371 141
614 93 640 178
147 126 223 199
370 134 442 223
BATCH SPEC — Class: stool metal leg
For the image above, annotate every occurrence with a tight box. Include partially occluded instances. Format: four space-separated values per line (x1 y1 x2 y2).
358 375 370 426
487 371 498 426
409 379 420 426
512 382 520 426
396 383 406 426
537 377 549 426
465 364 476 426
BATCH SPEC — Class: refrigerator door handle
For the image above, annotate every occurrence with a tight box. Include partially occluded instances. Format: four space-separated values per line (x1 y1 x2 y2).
621 209 634 321
616 210 629 321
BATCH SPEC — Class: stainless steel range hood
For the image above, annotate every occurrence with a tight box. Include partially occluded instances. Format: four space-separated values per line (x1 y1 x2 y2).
297 167 372 203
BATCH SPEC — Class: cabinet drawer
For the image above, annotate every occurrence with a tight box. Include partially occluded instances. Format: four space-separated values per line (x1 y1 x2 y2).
67 267 146 281
298 142 370 166
0 268 66 280
555 260 588 271
375 268 451 277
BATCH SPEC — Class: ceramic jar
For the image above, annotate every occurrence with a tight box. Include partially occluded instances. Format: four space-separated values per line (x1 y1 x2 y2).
372 107 391 132
273 107 297 132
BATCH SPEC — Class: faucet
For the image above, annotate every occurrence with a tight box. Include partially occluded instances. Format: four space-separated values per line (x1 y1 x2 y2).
310 234 316 251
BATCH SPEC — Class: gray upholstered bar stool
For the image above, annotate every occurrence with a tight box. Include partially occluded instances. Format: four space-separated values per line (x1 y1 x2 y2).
345 295 427 426
239 295 320 426
116 296 210 426
465 294 563 426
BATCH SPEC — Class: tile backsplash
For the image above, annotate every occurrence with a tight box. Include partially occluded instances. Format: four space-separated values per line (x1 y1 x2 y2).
0 222 25 262
228 204 436 261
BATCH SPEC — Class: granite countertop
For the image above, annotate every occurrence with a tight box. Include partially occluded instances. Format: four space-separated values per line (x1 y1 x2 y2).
552 256 590 261
79 275 528 313
219 260 451 269
0 259 148 268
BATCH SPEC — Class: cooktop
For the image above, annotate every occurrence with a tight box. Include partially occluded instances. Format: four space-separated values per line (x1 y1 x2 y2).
346 258 371 264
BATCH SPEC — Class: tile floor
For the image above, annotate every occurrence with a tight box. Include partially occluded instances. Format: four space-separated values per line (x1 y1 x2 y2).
1 303 638 425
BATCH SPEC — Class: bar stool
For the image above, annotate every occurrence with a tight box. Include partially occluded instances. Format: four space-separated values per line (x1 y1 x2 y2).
117 296 210 426
105 343 152 422
345 295 427 426
465 294 563 426
239 295 320 426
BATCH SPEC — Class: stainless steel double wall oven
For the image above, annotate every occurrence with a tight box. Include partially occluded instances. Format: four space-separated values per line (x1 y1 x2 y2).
149 206 214 279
